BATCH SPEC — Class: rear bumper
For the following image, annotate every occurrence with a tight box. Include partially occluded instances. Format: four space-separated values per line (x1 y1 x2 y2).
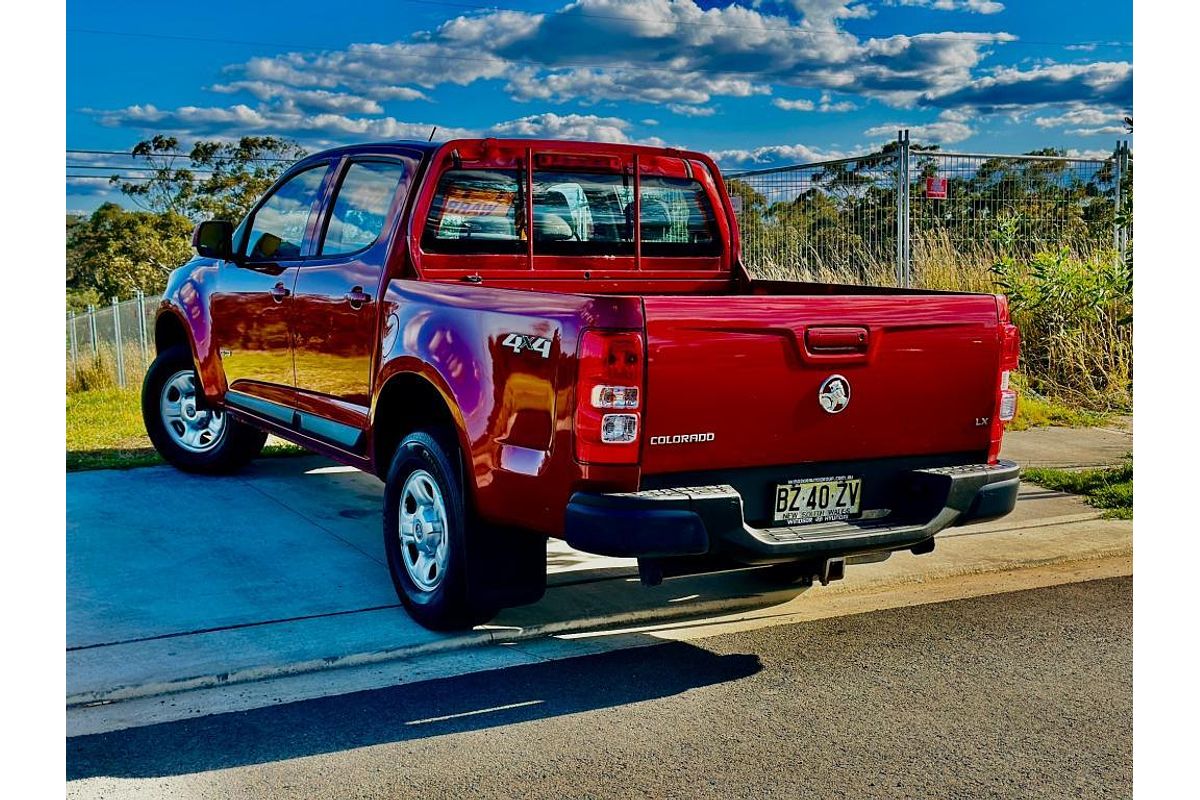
564 460 1019 564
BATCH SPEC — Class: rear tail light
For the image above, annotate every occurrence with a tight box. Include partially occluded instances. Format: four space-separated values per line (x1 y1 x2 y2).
988 318 1022 462
591 385 640 409
601 413 639 443
575 330 645 464
998 368 1018 422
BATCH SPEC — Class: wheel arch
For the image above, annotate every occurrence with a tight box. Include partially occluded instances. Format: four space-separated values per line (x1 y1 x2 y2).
153 303 225 401
371 368 473 489
154 309 192 358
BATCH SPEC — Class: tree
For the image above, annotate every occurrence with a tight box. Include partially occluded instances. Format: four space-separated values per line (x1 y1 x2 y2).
66 203 193 300
111 135 306 222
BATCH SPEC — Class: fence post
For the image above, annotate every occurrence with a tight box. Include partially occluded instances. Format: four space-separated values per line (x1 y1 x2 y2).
87 305 98 358
136 289 148 372
1112 139 1123 258
1113 139 1123 261
69 311 79 380
112 296 126 388
895 129 911 287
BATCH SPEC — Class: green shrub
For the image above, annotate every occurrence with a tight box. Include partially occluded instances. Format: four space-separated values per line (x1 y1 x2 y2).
991 247 1131 411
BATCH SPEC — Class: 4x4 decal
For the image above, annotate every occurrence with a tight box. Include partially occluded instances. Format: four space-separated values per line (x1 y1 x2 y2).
501 333 552 358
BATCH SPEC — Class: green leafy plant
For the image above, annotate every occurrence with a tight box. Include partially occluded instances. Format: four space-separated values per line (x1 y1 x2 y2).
991 247 1131 410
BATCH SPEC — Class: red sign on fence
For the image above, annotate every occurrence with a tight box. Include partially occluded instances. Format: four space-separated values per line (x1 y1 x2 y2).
926 176 948 199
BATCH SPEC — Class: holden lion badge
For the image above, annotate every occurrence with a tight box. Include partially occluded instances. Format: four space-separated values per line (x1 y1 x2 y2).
818 375 850 414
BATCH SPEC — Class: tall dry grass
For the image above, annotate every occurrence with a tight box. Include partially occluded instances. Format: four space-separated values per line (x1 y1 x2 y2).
66 342 151 394
744 232 1132 413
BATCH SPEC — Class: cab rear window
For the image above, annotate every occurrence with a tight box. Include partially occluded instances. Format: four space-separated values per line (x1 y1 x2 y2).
421 168 720 258
421 169 525 255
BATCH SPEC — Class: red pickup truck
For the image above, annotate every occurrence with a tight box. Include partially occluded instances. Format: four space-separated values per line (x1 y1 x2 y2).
144 138 1021 630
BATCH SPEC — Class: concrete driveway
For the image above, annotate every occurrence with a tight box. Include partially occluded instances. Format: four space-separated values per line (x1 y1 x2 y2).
67 426 1132 735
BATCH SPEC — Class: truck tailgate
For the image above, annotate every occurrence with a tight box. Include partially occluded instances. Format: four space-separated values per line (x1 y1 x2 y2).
640 294 1002 475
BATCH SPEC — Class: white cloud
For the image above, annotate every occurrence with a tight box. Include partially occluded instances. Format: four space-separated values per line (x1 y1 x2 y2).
888 0 1005 14
65 176 117 197
774 92 860 112
367 86 430 102
212 0 1021 112
210 81 386 114
711 142 846 167
921 61 1132 110
773 98 816 111
864 109 975 143
1033 104 1128 136
1066 147 1118 159
668 104 718 117
486 113 654 144
91 102 474 143
789 1 874 26
505 66 769 106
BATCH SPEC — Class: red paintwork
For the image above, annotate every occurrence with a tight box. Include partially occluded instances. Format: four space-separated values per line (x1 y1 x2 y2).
158 138 1016 537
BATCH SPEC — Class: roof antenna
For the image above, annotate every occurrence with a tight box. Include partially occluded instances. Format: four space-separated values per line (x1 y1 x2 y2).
427 126 437 142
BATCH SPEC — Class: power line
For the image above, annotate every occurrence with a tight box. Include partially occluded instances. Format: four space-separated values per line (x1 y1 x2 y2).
67 163 220 172
66 148 296 162
67 175 226 181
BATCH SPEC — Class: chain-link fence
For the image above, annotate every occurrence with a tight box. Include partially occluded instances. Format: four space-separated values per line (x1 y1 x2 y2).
66 291 159 392
727 132 1131 287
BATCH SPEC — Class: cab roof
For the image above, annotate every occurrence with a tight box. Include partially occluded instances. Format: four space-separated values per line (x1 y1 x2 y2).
292 138 716 169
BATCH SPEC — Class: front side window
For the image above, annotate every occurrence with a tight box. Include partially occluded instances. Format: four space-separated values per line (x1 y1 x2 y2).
245 166 327 260
321 160 409 256
421 169 525 254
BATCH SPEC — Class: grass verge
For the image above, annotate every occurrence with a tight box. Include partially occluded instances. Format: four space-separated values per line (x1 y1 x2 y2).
1009 391 1108 431
1022 461 1132 519
66 386 306 471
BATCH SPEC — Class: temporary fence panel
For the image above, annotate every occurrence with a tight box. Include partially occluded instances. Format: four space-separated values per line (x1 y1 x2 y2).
728 134 1130 288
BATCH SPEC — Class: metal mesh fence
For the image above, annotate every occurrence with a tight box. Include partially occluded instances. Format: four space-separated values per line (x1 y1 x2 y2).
67 292 160 391
727 151 900 284
909 151 1119 255
727 135 1130 288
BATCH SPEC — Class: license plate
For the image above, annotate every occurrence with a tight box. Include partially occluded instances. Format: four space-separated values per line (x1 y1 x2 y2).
773 476 862 525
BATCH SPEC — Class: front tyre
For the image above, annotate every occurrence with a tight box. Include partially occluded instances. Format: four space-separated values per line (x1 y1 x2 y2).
383 431 499 631
141 345 267 474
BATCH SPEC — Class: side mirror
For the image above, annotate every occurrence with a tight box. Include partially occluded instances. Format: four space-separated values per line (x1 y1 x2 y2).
193 220 234 260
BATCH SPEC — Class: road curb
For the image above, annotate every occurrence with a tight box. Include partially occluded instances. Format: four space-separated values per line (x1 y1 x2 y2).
67 529 1133 710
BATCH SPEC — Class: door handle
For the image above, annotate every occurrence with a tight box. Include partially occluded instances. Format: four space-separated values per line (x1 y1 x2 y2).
270 282 291 303
805 326 869 353
344 287 373 309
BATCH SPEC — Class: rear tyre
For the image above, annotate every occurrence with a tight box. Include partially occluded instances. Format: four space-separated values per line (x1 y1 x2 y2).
383 430 546 630
141 345 267 474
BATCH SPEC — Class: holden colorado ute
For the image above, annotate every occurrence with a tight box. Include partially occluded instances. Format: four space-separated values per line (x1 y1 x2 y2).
143 138 1021 630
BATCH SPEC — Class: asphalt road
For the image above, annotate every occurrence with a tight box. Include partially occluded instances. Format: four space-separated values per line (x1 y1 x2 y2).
68 577 1131 800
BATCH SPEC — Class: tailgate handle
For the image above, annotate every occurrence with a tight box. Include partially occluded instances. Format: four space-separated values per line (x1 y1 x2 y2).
806 326 869 353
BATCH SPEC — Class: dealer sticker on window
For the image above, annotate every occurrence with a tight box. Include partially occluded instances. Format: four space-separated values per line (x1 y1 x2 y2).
773 476 862 525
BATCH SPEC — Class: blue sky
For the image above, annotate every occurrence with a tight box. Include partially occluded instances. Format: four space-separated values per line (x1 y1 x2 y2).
66 0 1132 214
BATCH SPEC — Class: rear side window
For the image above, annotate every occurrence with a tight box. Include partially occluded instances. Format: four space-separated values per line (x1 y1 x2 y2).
245 166 327 260
639 176 720 257
321 160 409 256
421 169 525 255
